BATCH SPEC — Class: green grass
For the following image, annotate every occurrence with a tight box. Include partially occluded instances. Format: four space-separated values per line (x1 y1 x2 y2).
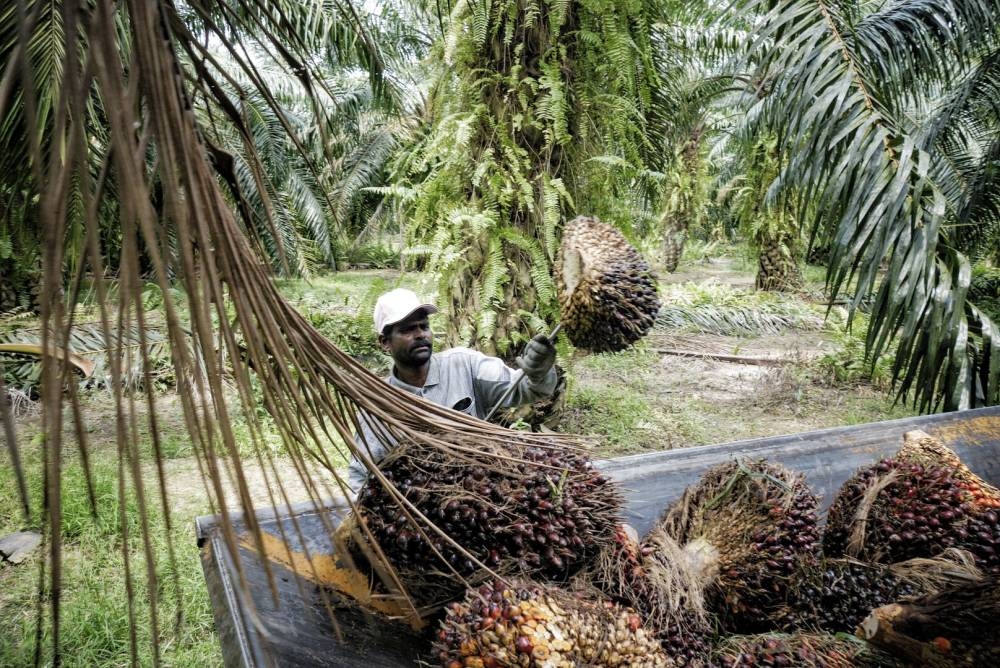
561 346 711 455
0 437 222 667
272 269 438 311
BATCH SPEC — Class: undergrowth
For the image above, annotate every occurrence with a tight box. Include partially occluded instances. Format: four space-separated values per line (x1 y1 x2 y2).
0 442 221 667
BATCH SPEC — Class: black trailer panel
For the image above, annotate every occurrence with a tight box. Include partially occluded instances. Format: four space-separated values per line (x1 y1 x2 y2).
197 406 1000 667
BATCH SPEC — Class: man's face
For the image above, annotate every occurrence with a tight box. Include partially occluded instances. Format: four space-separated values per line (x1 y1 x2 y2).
380 311 433 368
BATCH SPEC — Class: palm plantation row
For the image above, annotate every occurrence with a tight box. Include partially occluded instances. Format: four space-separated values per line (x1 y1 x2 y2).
3 0 998 409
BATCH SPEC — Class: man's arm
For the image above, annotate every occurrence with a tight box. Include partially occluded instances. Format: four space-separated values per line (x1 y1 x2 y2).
470 337 558 416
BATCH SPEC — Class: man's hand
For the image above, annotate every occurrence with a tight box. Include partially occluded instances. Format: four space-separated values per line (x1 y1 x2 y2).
516 334 556 382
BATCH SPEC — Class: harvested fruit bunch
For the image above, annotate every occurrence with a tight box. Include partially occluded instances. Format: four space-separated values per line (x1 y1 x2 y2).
638 530 715 666
584 523 650 605
355 437 622 606
653 459 821 634
822 453 1000 572
555 215 660 353
897 430 1000 508
785 558 920 634
434 578 670 667
710 632 902 668
583 526 712 666
861 574 999 668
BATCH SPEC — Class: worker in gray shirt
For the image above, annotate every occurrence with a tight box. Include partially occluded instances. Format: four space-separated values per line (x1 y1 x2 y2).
347 288 558 493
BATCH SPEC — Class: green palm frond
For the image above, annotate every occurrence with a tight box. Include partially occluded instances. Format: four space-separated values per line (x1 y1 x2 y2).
284 169 331 264
0 322 179 393
732 0 1000 408
333 122 403 229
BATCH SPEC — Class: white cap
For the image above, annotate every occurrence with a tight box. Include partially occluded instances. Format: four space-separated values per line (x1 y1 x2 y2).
373 288 438 335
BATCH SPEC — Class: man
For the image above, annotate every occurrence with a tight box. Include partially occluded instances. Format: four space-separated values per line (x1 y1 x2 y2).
347 287 558 492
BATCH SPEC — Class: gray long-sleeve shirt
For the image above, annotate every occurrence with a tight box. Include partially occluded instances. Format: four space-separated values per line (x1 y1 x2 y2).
347 347 557 493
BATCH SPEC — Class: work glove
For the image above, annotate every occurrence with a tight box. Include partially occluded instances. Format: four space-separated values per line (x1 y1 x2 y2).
516 334 556 383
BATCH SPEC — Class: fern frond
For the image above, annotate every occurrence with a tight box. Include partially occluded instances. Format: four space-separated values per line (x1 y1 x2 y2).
497 227 556 305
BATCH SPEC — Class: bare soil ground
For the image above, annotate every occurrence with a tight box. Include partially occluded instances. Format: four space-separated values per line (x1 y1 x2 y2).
564 256 912 456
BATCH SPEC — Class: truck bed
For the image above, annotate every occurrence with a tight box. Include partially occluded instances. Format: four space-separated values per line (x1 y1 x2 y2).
196 406 1000 667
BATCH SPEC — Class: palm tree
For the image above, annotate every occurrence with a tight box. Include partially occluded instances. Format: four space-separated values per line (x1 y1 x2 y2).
649 5 738 273
716 134 807 291
728 0 1000 409
1 0 410 286
391 0 669 355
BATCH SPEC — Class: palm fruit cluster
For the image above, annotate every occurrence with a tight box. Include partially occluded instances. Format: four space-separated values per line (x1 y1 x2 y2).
654 459 821 634
555 215 660 353
583 525 712 666
785 559 919 634
897 429 1000 507
861 574 1000 667
355 438 622 606
823 455 1000 573
710 632 902 668
584 523 650 605
638 530 714 666
434 578 670 668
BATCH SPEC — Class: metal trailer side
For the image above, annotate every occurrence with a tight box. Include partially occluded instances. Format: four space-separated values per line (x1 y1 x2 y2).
197 406 1000 667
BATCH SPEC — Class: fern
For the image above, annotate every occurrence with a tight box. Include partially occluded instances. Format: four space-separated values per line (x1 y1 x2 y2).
540 176 563 260
477 239 509 324
497 227 557 305
395 0 668 352
469 0 493 52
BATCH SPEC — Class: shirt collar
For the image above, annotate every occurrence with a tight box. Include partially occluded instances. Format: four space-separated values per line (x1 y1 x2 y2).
389 354 439 390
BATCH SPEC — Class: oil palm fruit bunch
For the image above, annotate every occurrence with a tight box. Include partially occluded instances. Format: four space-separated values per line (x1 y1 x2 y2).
636 530 715 666
555 215 660 353
584 524 650 605
785 558 920 633
355 437 622 606
653 459 821 634
897 430 1000 507
433 578 670 668
823 440 1000 572
583 526 712 666
861 573 999 668
710 632 902 668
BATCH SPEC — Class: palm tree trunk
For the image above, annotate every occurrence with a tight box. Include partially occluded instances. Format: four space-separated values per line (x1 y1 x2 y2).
756 234 802 291
662 216 686 273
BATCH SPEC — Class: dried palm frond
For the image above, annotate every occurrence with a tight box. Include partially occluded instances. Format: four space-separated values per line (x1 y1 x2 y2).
0 322 178 392
1 0 606 661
